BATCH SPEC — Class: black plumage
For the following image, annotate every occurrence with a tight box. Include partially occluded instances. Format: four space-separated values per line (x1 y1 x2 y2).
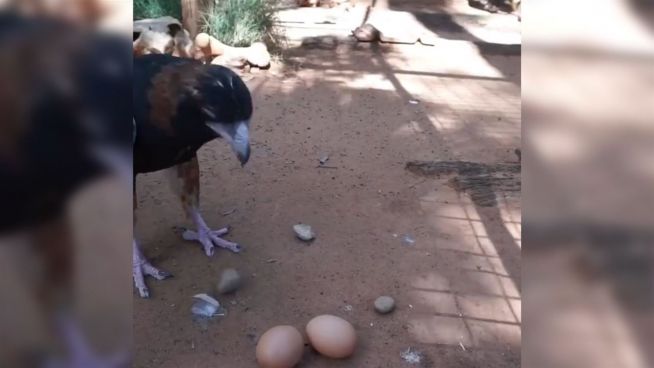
0 12 132 233
133 54 252 175
0 12 132 367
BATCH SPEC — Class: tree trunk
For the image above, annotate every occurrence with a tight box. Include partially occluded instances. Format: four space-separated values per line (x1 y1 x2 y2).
181 0 200 38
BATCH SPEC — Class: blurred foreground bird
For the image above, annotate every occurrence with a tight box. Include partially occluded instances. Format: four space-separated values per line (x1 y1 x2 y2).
133 54 252 297
0 12 131 367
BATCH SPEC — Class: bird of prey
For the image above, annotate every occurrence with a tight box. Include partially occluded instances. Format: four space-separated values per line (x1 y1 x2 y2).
0 12 131 367
132 54 252 298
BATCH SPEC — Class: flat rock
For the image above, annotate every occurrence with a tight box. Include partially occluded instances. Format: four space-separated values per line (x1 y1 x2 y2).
374 296 396 314
217 268 242 294
368 9 422 44
293 224 316 241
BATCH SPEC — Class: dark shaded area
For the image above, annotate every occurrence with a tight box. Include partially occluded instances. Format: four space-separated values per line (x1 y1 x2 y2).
406 160 521 207
525 222 654 311
413 12 468 35
468 0 516 14
525 222 654 366
299 35 341 50
134 0 182 20
583 229 654 311
473 41 520 56
629 0 654 31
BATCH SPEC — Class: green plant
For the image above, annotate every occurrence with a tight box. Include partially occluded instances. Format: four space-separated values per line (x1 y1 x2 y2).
134 0 182 20
201 0 281 48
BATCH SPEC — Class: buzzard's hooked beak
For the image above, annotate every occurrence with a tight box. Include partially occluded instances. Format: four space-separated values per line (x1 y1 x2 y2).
207 120 250 167
232 122 250 166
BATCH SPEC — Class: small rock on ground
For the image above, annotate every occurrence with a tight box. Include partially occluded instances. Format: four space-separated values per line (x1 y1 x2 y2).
217 268 242 294
293 224 315 241
374 296 395 314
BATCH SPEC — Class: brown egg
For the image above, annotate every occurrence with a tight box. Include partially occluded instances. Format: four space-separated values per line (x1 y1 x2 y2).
306 315 357 359
256 325 304 368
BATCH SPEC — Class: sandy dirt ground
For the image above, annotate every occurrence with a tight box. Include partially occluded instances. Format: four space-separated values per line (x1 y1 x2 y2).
133 8 521 367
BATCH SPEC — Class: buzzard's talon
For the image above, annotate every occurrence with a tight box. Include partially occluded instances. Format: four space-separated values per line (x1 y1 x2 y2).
185 210 242 255
133 240 172 298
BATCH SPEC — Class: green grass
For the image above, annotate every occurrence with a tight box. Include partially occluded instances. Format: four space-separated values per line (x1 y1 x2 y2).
134 0 181 20
201 0 281 48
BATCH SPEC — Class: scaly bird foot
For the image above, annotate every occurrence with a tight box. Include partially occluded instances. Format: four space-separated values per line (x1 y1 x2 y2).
182 225 242 256
133 240 172 298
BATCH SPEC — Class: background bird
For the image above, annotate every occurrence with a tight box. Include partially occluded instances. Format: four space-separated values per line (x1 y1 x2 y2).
133 54 253 298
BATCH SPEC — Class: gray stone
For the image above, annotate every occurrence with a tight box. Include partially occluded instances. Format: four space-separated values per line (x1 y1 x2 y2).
293 224 316 241
368 10 421 44
374 296 396 314
217 268 242 294
352 23 380 42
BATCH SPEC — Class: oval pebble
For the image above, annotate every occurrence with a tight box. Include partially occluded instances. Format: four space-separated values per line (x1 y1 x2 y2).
293 224 315 241
374 296 395 314
217 268 242 294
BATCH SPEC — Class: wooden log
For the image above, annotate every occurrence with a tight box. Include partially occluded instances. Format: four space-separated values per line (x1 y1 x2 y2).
194 33 271 68
181 0 200 38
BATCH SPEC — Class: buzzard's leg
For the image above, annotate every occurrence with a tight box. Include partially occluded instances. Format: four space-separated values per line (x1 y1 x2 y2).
43 315 130 368
133 190 171 299
34 218 130 367
132 239 171 298
168 156 242 256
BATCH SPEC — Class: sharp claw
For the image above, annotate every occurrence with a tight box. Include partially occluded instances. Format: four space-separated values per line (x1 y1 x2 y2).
138 288 150 299
158 270 173 279
207 232 242 253
143 264 172 280
134 241 170 298
197 236 215 257
186 209 242 255
183 223 240 255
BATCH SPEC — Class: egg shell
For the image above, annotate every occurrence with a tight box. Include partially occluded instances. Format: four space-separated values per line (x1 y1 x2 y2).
256 325 304 368
306 315 357 359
